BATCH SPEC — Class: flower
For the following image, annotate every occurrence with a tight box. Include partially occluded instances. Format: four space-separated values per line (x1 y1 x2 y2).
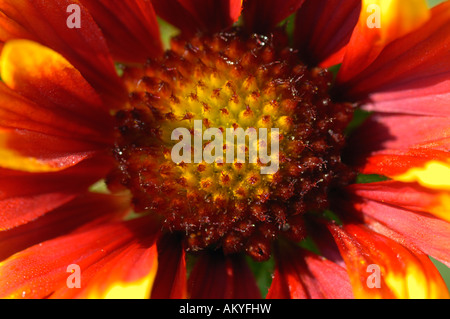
0 0 449 299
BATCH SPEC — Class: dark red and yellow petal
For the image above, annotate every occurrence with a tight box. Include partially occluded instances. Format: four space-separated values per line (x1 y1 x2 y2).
0 192 130 261
79 0 163 63
0 39 115 175
345 194 450 268
328 223 449 298
0 216 160 299
188 251 261 299
242 0 304 34
1 39 114 138
152 0 241 36
267 242 353 299
337 1 450 104
151 234 187 299
0 0 126 107
337 0 431 86
294 0 361 67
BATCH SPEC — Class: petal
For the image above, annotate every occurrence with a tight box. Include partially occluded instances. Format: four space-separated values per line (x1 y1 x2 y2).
0 82 111 146
394 161 450 191
152 0 241 35
0 216 160 299
0 193 75 232
345 113 450 175
337 1 450 101
178 0 242 32
0 128 107 172
294 0 361 67
0 39 114 172
337 0 431 85
242 0 305 34
348 114 450 154
188 251 261 299
347 197 450 268
328 223 449 298
151 234 187 299
0 0 126 107
1 39 113 138
64 241 158 299
79 0 163 63
0 192 130 261
348 181 450 222
361 77 450 117
267 242 353 299
151 0 201 35
0 155 115 230
355 150 450 177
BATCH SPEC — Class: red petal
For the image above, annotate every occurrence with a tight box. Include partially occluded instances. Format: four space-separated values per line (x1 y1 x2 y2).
348 196 450 268
362 77 450 117
267 242 353 299
348 181 448 218
0 216 160 299
294 0 361 67
328 223 449 298
79 0 163 63
0 194 75 232
0 192 130 261
152 0 241 35
0 155 114 230
0 83 111 146
242 0 305 34
151 0 201 35
357 150 450 176
337 1 450 102
178 0 241 32
346 113 450 175
151 234 187 299
0 0 126 107
350 114 450 153
188 252 261 299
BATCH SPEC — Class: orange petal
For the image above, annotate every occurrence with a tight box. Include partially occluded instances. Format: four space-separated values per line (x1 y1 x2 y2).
338 0 430 83
328 223 449 298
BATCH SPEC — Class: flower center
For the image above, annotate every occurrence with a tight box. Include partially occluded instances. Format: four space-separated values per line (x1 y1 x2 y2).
108 29 355 261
